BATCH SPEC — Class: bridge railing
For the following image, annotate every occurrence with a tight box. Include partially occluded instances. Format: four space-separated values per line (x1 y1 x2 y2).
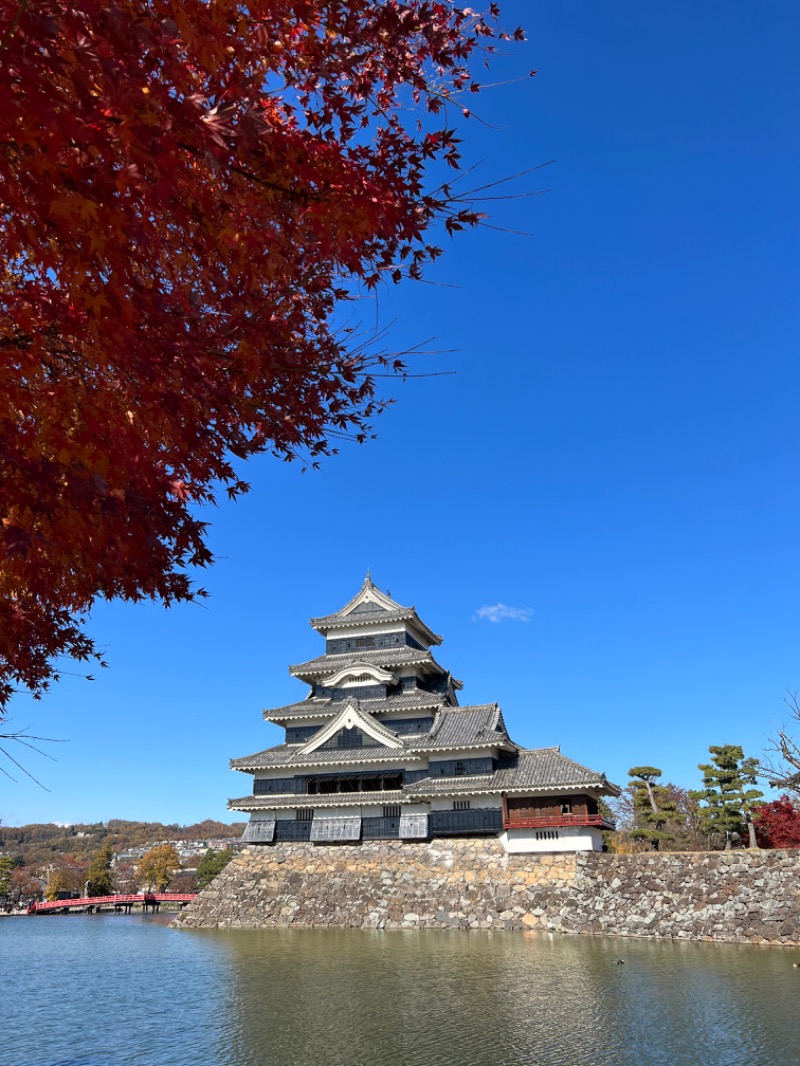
30 892 196 913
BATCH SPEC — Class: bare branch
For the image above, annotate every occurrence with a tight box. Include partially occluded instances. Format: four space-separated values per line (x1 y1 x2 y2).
0 724 66 790
758 690 800 795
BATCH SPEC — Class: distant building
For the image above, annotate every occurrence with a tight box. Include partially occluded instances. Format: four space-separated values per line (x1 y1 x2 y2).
229 575 619 852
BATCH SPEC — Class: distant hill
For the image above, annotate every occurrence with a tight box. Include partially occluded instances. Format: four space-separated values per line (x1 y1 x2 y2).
0 818 246 868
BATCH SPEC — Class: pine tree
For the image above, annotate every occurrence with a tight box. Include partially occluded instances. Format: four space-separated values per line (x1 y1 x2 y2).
627 767 679 851
692 745 763 849
86 844 114 897
196 849 235 891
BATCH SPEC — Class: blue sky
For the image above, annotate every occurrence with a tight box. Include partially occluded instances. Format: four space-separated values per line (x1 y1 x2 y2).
2 1 797 826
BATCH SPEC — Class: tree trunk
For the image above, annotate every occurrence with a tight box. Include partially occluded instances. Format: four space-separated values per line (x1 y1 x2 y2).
746 816 758 849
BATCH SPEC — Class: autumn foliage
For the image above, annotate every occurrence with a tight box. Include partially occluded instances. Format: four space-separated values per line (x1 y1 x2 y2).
137 843 180 891
753 795 800 849
0 1 522 708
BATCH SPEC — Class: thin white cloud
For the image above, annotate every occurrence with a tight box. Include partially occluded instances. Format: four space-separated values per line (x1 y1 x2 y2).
473 603 534 624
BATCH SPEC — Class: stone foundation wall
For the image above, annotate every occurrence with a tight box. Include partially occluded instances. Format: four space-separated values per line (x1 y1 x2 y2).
175 840 800 945
564 850 800 944
177 839 576 932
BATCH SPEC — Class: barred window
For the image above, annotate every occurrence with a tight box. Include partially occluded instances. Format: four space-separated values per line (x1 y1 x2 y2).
296 809 313 821
383 805 401 818
453 800 471 811
454 761 466 776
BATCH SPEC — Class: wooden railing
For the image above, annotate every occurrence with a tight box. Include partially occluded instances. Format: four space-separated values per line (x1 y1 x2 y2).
503 813 615 831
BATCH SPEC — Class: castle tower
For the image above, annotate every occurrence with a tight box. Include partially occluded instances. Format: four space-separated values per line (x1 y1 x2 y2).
230 576 619 852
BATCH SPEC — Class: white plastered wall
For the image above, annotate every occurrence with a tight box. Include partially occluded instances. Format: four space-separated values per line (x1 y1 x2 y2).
499 826 603 854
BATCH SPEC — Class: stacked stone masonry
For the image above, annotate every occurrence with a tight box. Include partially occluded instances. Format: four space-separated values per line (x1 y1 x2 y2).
176 840 800 945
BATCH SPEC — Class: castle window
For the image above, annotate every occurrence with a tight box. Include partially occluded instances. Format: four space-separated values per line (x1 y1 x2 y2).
561 802 572 815
454 800 471 811
454 761 466 776
383 805 401 819
296 809 313 821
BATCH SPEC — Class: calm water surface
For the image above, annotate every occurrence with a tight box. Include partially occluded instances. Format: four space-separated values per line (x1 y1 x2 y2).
2 914 799 1066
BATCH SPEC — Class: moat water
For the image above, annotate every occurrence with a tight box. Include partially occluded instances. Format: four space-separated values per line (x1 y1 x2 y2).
2 914 799 1066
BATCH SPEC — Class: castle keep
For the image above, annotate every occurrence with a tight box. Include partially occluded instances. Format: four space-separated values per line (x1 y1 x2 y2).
229 575 619 852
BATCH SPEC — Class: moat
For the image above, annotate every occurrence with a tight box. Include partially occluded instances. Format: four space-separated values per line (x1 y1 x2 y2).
3 915 799 1066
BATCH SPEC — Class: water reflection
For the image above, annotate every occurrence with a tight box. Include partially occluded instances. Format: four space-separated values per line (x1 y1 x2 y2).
210 928 800 1066
2 916 799 1066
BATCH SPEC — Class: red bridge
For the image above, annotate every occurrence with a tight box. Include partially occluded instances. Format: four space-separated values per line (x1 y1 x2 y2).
29 892 196 915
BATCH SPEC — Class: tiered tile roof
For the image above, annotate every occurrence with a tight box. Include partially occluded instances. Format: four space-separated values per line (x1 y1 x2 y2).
310 572 442 645
263 690 448 722
404 749 619 798
289 646 439 679
235 701 516 771
493 748 614 791
414 704 514 752
230 746 619 809
231 743 421 771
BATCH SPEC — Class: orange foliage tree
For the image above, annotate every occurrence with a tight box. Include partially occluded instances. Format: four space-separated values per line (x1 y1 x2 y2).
137 843 180 891
0 1 523 708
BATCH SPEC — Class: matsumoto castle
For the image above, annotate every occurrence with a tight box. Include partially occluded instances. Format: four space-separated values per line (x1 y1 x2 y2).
230 575 620 853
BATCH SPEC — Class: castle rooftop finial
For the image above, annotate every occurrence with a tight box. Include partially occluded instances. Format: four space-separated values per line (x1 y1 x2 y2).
364 567 373 586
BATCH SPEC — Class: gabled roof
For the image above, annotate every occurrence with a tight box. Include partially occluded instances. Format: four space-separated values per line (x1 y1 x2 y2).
299 699 403 755
410 704 516 753
321 661 397 687
263 690 448 723
289 646 441 681
310 573 442 646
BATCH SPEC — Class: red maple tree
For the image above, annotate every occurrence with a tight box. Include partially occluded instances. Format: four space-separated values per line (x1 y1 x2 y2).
753 795 800 849
0 1 523 709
